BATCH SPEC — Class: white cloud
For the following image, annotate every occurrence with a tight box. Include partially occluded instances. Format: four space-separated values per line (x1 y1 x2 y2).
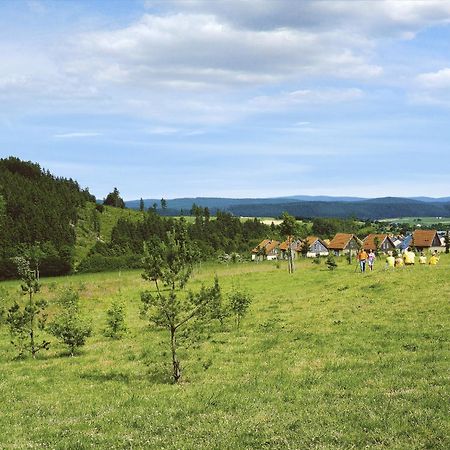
53 132 102 139
417 68 450 89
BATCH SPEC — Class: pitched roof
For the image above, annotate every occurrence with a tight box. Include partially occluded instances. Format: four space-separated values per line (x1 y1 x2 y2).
252 239 280 254
305 236 328 249
362 234 394 250
328 233 358 250
413 230 441 248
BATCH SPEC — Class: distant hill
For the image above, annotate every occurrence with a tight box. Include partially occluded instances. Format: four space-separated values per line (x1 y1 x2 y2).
126 195 450 219
125 195 367 211
229 198 450 219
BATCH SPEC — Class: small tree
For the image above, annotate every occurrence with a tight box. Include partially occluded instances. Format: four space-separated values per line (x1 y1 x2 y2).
207 275 228 326
139 198 145 212
104 299 127 339
299 238 309 258
326 254 337 271
7 258 50 358
140 222 220 383
280 212 298 273
229 291 252 329
160 198 167 210
445 230 450 254
48 289 92 356
0 287 10 326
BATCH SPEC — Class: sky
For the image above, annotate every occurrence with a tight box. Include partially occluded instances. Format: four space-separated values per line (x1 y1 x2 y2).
1 0 450 200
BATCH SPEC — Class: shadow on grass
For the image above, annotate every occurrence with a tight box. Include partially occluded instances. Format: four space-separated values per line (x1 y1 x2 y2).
80 369 131 383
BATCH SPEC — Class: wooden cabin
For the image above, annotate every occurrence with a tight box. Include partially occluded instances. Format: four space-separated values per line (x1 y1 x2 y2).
412 230 443 253
362 234 396 253
251 239 281 261
328 233 361 256
303 236 329 257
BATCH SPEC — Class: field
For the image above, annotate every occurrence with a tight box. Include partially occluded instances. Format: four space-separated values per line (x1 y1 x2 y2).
1 256 449 449
379 217 450 226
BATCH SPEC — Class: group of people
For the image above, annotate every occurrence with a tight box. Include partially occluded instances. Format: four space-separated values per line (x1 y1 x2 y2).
357 248 440 272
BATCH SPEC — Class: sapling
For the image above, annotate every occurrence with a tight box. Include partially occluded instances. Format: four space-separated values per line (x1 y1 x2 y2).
104 299 127 339
48 288 92 356
229 290 252 329
7 257 50 358
326 254 337 271
140 222 221 383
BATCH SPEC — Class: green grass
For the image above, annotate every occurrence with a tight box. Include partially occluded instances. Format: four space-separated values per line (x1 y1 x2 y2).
1 256 449 449
379 216 450 226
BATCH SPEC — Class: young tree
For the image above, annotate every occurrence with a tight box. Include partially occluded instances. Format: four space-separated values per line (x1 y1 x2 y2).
160 198 167 210
48 288 92 356
280 212 298 273
445 230 450 254
326 254 337 271
7 258 50 358
229 290 252 329
139 198 145 212
140 222 219 383
0 287 9 326
299 238 310 258
104 299 127 339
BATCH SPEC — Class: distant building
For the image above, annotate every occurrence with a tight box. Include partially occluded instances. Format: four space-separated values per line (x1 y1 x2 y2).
362 234 396 253
328 233 361 256
303 236 329 257
412 230 443 253
279 238 302 260
251 239 280 261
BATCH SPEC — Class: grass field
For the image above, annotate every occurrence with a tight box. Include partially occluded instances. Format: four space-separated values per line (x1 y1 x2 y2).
379 217 450 226
1 256 449 449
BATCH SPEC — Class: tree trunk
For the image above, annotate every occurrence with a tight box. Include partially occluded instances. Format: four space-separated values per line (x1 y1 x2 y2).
29 289 36 358
170 326 181 383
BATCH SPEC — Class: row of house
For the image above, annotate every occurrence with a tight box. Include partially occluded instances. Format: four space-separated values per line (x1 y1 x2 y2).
252 230 445 260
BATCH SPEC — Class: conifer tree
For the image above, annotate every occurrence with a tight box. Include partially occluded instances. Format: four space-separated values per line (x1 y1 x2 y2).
7 258 50 358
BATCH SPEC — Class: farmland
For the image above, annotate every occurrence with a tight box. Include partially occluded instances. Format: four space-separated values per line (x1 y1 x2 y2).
1 256 449 449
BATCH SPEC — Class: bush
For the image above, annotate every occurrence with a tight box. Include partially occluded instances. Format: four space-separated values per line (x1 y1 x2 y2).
104 299 127 339
77 254 142 273
326 255 337 271
48 289 92 356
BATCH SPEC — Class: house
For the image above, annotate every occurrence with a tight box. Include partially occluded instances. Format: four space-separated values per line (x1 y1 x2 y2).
251 239 280 261
279 238 302 259
399 234 413 252
303 236 329 257
362 234 396 253
328 233 361 256
412 230 443 253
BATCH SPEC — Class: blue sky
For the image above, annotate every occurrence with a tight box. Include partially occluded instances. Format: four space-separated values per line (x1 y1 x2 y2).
1 0 450 200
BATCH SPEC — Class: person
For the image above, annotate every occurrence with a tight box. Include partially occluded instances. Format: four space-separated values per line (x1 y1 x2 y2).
419 252 427 265
395 254 404 268
403 247 415 266
357 248 368 272
429 252 440 266
368 249 376 271
386 254 395 269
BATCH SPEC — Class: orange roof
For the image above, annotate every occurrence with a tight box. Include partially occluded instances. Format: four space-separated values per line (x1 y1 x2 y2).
363 234 394 251
413 230 440 248
328 233 358 250
252 239 280 254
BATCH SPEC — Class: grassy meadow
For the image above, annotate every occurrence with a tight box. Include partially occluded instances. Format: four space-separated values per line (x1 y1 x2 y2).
0 256 449 449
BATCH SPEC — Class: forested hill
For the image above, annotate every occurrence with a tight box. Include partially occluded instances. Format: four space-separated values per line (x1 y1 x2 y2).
0 157 95 278
228 198 450 219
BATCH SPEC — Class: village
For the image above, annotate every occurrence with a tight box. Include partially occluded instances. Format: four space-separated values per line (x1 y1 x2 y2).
251 229 446 261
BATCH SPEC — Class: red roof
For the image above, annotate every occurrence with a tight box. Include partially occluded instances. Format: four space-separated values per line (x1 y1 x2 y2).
362 234 394 251
413 230 440 248
252 239 280 254
328 233 359 250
